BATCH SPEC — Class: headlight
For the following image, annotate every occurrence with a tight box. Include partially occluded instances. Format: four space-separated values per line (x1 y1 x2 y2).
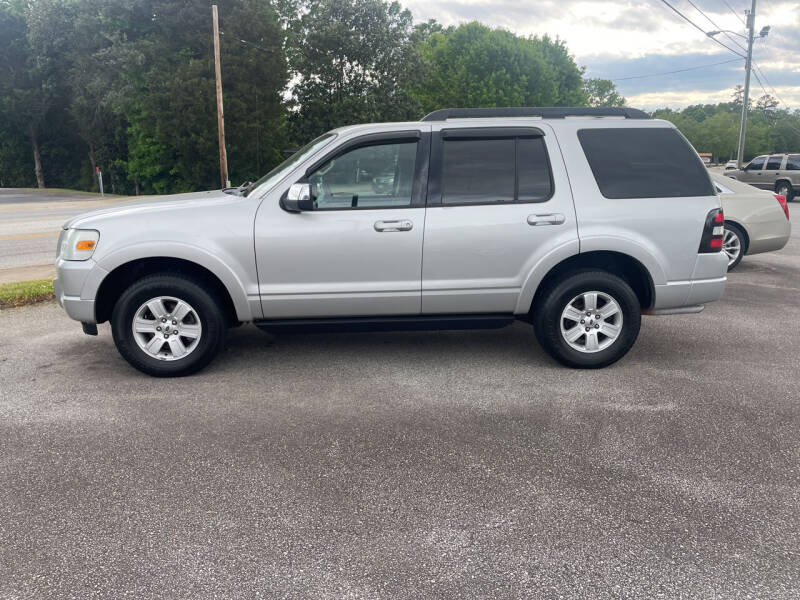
59 229 100 261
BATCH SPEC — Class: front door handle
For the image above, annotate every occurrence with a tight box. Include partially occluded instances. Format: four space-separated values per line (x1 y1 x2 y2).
374 219 413 232
527 213 565 226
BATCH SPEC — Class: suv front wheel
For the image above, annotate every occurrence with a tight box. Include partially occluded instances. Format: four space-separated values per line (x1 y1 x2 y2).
533 270 641 368
111 274 227 377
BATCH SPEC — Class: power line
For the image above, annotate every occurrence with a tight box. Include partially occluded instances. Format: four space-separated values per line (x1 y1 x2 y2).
751 60 793 110
655 0 746 57
686 0 747 52
610 57 743 81
719 0 747 26
219 30 277 54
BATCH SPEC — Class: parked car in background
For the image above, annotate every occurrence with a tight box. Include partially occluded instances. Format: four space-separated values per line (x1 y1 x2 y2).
54 107 728 376
724 160 738 170
724 153 800 201
711 172 791 270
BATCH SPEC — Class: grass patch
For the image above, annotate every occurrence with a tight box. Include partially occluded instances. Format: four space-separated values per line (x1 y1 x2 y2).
0 279 54 309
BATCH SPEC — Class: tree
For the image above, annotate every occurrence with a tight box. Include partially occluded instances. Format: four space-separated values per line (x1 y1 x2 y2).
286 0 420 143
0 0 76 188
411 23 585 114
583 78 625 107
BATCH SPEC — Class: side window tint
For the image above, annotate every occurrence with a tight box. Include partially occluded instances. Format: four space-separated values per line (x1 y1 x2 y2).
578 128 715 199
787 155 800 171
747 156 765 170
766 156 783 170
518 137 553 202
309 141 417 209
442 139 514 205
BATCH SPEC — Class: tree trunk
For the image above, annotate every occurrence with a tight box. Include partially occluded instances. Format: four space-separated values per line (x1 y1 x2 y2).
28 122 45 189
88 143 97 192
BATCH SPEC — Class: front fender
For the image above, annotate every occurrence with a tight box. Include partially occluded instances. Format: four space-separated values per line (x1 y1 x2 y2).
91 241 258 322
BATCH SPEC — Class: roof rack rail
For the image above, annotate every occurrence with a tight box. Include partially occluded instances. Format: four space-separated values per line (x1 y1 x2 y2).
421 107 651 122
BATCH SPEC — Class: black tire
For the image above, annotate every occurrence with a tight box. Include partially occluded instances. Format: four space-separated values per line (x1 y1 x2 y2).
533 269 641 369
775 181 794 202
723 221 747 271
111 273 227 377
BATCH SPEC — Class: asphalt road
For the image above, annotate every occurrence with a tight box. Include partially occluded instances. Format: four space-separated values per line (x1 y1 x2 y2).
1 226 799 599
0 189 130 280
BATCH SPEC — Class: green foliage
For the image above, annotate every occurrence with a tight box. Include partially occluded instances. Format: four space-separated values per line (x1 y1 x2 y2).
411 23 586 113
286 0 421 142
583 78 626 107
653 101 800 162
0 0 625 193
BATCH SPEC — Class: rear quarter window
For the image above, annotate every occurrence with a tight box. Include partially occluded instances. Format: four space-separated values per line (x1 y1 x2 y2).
578 128 715 199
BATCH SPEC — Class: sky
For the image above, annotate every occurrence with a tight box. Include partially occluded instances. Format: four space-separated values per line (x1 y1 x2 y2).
401 0 800 111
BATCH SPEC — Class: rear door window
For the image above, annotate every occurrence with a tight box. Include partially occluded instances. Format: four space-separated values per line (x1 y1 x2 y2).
439 133 553 205
441 138 515 204
577 128 715 199
766 156 783 170
787 155 800 170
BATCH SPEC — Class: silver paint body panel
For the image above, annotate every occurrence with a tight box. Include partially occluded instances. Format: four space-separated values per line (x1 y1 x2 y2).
55 117 727 325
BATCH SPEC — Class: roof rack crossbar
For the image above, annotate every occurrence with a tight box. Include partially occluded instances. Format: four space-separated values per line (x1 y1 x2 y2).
421 107 651 122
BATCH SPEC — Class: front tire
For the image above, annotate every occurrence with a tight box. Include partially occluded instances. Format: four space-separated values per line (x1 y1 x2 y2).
533 270 641 369
111 274 227 377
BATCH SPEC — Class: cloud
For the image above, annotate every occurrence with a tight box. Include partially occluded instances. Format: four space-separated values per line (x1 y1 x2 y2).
401 0 800 109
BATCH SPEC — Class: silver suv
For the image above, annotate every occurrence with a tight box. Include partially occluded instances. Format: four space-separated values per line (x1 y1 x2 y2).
54 107 728 376
725 153 800 201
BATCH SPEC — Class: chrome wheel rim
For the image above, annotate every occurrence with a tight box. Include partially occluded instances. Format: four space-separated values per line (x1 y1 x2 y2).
777 184 790 197
132 296 202 361
560 291 623 353
723 228 741 266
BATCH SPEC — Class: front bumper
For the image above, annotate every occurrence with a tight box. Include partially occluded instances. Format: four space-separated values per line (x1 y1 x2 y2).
54 258 106 324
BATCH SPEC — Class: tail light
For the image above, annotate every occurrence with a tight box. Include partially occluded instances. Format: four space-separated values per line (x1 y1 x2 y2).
774 194 790 220
698 208 725 253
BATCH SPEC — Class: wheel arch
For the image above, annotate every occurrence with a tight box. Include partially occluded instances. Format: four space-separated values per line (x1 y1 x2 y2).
93 256 248 325
724 219 750 254
527 251 656 313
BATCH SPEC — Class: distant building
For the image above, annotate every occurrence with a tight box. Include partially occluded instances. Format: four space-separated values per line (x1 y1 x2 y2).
698 153 713 164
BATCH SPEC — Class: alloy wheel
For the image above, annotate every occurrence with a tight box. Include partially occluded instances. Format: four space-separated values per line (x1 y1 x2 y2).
559 291 623 353
132 296 202 361
723 228 742 267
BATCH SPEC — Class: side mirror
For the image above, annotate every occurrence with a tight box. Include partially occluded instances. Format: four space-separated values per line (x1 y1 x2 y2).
282 183 314 212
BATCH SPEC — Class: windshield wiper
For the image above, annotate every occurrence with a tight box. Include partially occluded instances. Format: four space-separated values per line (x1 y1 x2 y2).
222 181 253 197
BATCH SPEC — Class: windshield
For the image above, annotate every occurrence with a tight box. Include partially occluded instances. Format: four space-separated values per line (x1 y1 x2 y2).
245 133 336 196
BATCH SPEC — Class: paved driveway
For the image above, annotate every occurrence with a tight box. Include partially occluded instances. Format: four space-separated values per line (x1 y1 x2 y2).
0 226 798 599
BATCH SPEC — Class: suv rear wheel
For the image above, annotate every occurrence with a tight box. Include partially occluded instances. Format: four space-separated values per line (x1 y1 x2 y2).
533 270 641 368
111 274 227 377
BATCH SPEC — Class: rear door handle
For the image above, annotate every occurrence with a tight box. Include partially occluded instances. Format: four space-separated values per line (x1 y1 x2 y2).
374 219 413 232
527 213 565 226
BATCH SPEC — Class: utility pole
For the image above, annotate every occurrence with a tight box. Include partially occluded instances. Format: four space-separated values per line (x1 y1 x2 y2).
212 5 230 188
736 0 757 170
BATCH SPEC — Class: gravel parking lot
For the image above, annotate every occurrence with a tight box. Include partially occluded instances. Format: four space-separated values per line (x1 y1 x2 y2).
1 227 798 599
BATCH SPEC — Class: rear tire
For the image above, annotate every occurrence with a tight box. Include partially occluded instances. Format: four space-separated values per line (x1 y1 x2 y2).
775 181 794 202
111 274 227 377
533 270 641 369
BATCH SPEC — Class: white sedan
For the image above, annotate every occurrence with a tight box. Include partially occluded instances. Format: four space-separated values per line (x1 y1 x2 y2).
711 172 791 270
